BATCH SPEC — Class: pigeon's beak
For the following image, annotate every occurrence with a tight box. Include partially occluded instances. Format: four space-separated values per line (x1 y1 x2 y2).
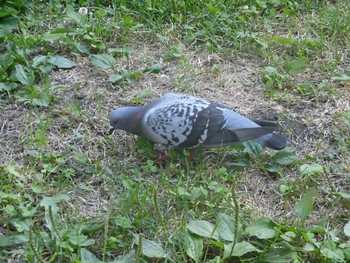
108 126 115 135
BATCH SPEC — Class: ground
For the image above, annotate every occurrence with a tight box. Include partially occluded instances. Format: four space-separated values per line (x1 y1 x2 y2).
2 42 349 221
1 2 350 261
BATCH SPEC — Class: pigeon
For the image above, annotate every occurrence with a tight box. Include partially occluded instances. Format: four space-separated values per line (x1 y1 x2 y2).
109 93 288 150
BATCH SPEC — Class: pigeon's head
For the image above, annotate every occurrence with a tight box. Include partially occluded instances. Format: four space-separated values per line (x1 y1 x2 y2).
109 106 143 135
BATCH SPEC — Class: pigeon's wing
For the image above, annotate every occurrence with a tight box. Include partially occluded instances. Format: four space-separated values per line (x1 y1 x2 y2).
143 100 210 148
200 104 281 148
176 103 227 148
144 101 278 148
144 98 241 148
183 104 278 148
249 119 279 127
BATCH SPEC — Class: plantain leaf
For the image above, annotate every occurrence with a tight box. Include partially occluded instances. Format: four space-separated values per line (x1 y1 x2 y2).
295 187 316 222
184 231 203 262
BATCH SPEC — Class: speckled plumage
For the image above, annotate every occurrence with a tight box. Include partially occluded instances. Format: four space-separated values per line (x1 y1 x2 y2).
109 93 288 150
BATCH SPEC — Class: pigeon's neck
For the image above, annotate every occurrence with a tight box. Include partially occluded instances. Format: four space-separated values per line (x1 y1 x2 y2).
123 106 145 135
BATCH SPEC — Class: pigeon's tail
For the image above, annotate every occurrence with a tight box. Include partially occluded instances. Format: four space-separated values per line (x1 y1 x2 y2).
202 126 279 148
254 133 288 150
232 127 277 142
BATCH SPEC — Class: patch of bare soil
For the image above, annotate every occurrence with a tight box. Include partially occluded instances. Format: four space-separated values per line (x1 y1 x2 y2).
1 42 349 221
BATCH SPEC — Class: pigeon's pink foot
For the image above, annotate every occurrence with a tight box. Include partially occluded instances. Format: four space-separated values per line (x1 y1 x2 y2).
160 150 169 161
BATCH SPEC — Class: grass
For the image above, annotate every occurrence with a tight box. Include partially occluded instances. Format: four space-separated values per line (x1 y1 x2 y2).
1 0 350 262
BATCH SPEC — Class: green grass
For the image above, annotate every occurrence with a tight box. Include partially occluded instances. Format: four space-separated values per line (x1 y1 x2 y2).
1 0 350 262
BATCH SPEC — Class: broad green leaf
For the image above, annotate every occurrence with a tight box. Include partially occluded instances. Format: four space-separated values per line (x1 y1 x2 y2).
125 71 142 82
264 164 283 176
0 28 12 38
280 231 296 242
109 73 123 83
70 235 95 247
80 248 100 262
31 182 42 193
0 16 19 31
206 256 221 263
156 33 170 43
0 234 29 247
344 221 350 237
286 57 309 75
270 147 297 165
320 240 345 261
123 16 133 28
37 64 54 74
217 213 235 241
74 43 90 54
108 47 132 55
40 194 70 214
42 33 67 41
49 27 76 34
12 218 32 232
186 220 220 240
142 240 167 258
143 63 162 73
300 163 324 176
303 243 315 252
134 235 168 258
164 45 184 60
0 82 17 94
15 65 34 86
95 8 108 18
4 204 15 216
295 187 316 222
265 66 278 75
279 183 291 194
66 6 83 23
90 54 115 69
263 249 297 262
339 243 350 259
245 218 277 239
224 241 260 258
207 4 220 14
34 129 48 147
0 52 14 67
32 94 50 107
0 191 22 201
184 33 195 42
114 216 132 229
32 55 48 67
331 73 350 81
184 231 203 263
48 55 76 69
255 38 268 49
6 165 21 177
114 250 136 263
243 140 263 156
329 228 340 242
140 88 152 98
70 235 87 246
0 8 16 18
